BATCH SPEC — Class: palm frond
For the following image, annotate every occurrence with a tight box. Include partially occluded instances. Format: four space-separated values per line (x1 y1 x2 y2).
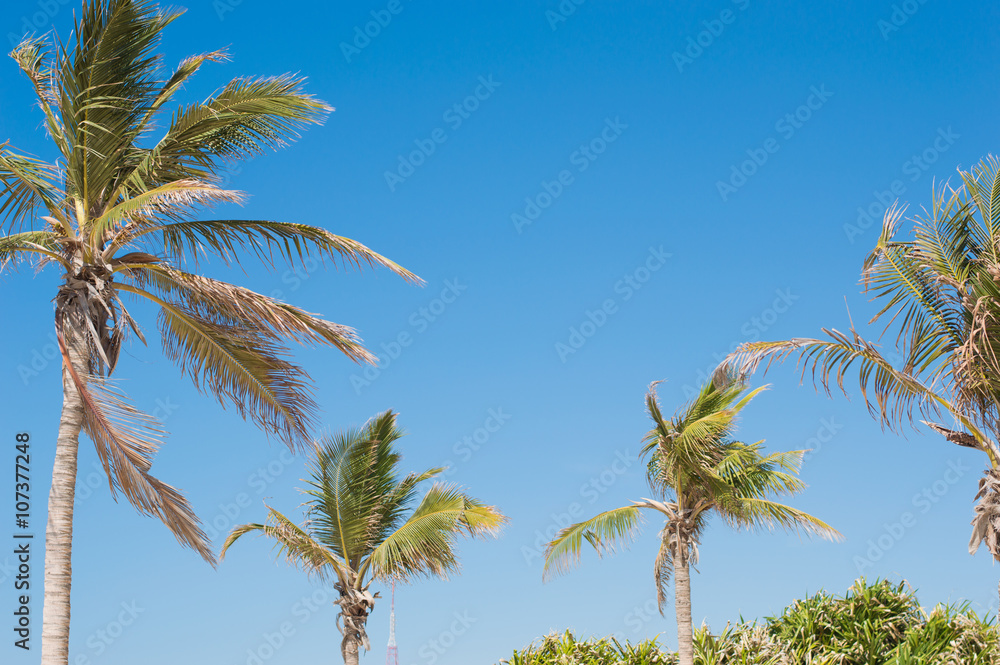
221 507 349 584
9 37 69 158
113 218 422 282
91 179 244 242
57 338 213 562
121 74 330 190
0 147 64 231
363 482 506 582
653 530 672 614
117 264 375 362
303 411 409 568
719 497 842 541
59 0 185 207
0 230 67 271
116 282 317 447
542 505 643 581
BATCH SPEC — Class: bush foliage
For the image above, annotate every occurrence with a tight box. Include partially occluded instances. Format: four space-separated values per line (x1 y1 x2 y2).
500 579 1000 664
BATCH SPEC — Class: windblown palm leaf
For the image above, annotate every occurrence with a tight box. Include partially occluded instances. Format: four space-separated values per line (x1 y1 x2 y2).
221 411 506 665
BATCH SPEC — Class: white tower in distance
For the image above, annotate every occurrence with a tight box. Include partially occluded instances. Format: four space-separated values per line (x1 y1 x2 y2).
385 580 398 665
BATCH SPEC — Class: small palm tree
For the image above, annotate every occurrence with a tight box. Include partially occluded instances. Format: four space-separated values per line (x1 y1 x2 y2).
1 2 418 663
720 157 1000 592
221 410 507 665
543 378 840 665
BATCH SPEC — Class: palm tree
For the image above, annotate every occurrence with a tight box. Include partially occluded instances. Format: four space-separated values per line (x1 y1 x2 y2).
221 410 507 665
543 378 840 665
0 2 420 663
719 157 1000 591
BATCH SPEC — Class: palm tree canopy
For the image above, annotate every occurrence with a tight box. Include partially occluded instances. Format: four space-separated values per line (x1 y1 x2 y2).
221 410 507 589
720 158 1000 465
544 379 840 608
1 0 422 562
717 157 1000 559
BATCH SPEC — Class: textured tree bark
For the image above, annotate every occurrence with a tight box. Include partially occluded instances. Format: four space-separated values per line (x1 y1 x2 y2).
674 554 694 665
342 634 360 665
40 324 86 665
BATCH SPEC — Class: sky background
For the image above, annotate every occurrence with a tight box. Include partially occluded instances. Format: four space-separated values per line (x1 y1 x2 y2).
2 1 1000 664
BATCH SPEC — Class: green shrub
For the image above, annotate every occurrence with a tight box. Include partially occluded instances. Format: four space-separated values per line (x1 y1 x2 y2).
499 580 1000 665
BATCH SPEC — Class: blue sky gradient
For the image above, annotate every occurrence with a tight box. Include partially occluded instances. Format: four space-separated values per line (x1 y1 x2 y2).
2 1 1000 664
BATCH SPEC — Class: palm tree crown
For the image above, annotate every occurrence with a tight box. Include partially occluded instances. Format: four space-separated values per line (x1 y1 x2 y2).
720 157 1000 562
1 0 420 560
544 378 839 665
221 410 507 664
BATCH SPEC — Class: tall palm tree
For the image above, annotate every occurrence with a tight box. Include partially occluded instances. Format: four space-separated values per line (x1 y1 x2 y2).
543 379 840 665
719 157 1000 589
0 2 419 663
221 410 507 665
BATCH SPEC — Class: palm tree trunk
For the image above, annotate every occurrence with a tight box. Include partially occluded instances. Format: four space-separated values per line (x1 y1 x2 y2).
341 634 360 665
674 554 694 665
40 325 87 665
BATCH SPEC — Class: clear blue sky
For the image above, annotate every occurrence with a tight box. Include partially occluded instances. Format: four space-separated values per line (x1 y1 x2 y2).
2 1 1000 664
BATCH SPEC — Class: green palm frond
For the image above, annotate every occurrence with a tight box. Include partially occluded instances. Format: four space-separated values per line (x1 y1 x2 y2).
363 482 506 583
960 155 1000 260
124 74 330 190
303 411 409 568
9 37 68 157
716 443 808 499
60 0 185 203
0 147 64 230
90 180 244 242
220 507 349 585
641 380 767 499
653 531 672 614
717 497 842 541
111 218 422 282
0 230 67 270
543 505 643 580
